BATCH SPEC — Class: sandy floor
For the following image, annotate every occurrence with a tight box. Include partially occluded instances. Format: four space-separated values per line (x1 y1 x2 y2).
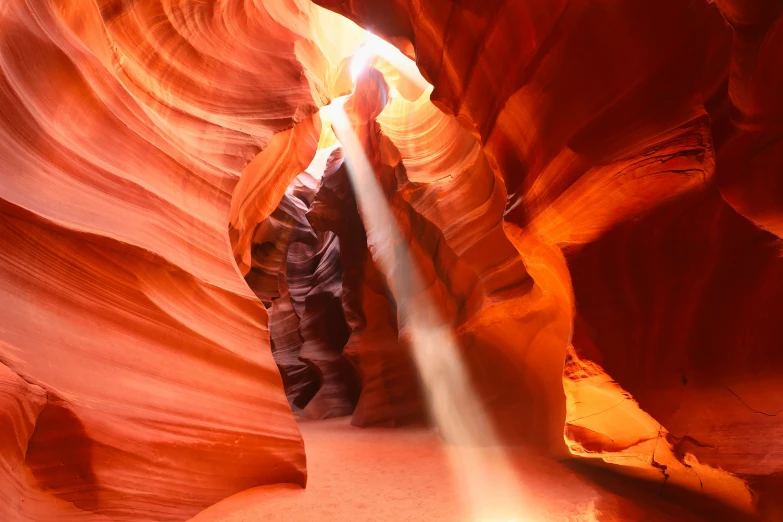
190 418 705 522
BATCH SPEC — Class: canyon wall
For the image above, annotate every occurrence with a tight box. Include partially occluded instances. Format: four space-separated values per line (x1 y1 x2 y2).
310 0 781 516
2 0 782 520
0 0 339 520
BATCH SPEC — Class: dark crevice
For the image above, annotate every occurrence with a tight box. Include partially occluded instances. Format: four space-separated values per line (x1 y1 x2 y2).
650 426 670 495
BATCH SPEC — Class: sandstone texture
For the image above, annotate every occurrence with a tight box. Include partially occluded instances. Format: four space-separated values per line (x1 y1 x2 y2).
2 0 782 520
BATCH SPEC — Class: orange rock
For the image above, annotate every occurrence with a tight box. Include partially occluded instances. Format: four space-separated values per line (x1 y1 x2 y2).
0 0 337 519
3 0 783 519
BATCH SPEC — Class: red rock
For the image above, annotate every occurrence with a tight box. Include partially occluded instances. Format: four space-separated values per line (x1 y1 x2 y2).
566 188 782 494
308 148 427 427
244 148 361 418
0 0 335 519
315 0 780 515
3 0 783 520
0 364 110 522
714 2 783 238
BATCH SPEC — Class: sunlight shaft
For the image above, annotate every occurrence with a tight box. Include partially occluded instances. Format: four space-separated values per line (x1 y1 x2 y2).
327 100 533 522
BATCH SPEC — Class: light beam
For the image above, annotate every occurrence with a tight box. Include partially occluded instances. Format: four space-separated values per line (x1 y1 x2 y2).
325 90 534 521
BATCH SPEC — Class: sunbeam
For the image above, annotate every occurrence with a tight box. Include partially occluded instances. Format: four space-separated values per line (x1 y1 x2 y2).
323 50 534 520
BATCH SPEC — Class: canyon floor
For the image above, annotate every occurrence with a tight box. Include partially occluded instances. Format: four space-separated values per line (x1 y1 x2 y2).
190 418 708 522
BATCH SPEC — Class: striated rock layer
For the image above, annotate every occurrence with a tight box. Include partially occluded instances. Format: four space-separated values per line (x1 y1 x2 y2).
0 0 350 520
307 159 421 426
244 149 361 419
314 0 782 517
2 0 783 520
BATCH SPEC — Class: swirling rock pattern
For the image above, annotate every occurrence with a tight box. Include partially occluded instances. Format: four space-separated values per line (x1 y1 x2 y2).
3 0 783 520
566 188 782 510
252 191 321 409
0 0 341 520
0 364 111 522
714 1 783 239
295 231 359 420
315 0 781 516
308 144 427 427
242 144 362 418
377 91 570 448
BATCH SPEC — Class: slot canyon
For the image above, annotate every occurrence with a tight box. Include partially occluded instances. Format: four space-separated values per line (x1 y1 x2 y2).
1 0 782 521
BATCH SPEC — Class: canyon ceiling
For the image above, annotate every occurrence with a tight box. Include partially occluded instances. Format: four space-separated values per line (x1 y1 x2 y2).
1 0 782 521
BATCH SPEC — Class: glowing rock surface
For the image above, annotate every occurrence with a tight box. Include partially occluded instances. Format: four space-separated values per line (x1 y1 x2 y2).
1 0 782 520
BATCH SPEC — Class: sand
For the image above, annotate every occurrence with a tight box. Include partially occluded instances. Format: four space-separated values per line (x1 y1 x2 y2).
190 418 706 522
